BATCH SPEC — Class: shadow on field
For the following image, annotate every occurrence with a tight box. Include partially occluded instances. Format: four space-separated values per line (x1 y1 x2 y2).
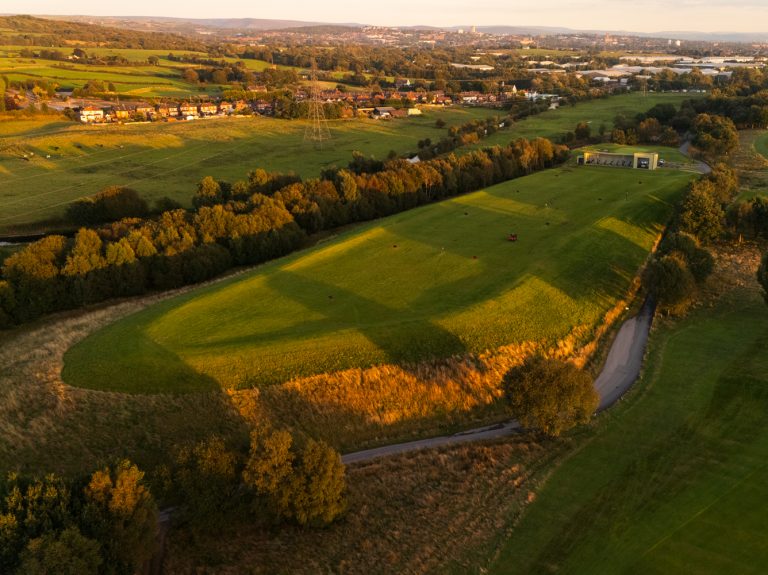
263 270 468 365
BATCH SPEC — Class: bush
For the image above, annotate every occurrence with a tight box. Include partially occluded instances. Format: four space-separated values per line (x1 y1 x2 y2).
502 356 598 437
759 251 768 305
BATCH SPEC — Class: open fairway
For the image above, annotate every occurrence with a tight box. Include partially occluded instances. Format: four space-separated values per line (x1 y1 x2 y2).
63 164 693 392
0 107 496 233
491 275 768 575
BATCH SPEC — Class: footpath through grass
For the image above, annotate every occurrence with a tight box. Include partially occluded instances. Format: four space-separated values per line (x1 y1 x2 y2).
63 164 693 393
491 282 768 575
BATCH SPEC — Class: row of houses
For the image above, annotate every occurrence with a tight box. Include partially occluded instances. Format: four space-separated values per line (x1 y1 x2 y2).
76 100 251 123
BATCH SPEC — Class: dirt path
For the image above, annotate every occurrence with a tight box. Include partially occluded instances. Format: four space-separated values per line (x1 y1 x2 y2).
342 300 655 465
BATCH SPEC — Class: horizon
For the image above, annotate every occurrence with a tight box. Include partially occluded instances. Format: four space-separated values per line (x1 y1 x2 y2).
1 1 767 35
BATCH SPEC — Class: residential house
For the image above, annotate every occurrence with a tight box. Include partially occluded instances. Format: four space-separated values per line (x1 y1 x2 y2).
180 102 199 119
199 102 218 116
78 106 104 123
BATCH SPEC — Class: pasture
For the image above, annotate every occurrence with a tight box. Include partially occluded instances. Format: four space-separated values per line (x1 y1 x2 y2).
0 107 496 234
476 92 693 148
63 164 694 393
491 267 768 574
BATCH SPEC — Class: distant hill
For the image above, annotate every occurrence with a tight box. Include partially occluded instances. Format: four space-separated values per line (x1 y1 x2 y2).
37 15 362 35
0 14 207 49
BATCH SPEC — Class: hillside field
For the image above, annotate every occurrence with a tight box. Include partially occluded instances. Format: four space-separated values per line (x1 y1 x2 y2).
0 107 496 234
491 257 768 575
63 163 694 393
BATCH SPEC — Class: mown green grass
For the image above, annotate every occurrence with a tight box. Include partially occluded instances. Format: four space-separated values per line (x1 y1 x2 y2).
62 165 693 393
476 92 692 149
491 290 768 575
0 107 496 233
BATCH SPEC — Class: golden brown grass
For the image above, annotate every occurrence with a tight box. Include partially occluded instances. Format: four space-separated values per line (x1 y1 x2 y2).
163 436 564 575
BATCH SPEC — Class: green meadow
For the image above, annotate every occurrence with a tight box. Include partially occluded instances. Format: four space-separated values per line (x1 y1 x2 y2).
0 107 496 233
62 164 694 393
491 286 768 575
476 92 692 148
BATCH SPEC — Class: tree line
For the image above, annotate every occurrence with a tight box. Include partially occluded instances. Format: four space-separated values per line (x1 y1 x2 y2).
0 137 568 328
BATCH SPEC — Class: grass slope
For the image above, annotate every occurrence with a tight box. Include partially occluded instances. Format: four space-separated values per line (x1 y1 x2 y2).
491 284 768 574
63 165 693 393
0 107 495 233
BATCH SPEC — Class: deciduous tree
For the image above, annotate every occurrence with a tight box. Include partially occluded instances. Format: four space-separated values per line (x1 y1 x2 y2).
502 356 597 437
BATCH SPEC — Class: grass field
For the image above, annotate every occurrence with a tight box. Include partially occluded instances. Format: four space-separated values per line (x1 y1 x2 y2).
491 259 768 575
0 93 690 234
0 49 224 97
733 131 768 201
62 164 694 393
476 92 692 149
0 107 496 234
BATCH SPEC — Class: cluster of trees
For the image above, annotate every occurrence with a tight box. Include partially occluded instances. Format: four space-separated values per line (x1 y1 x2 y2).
416 115 506 160
0 427 347 573
0 460 158 575
162 428 346 528
0 137 568 327
502 356 598 436
643 165 738 311
169 54 300 89
66 186 149 226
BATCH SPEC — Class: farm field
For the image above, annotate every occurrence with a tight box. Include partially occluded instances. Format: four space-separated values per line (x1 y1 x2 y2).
490 266 768 575
0 107 496 234
62 163 694 393
475 92 693 148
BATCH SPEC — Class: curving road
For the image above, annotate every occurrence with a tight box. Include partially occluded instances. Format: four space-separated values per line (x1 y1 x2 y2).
342 300 655 465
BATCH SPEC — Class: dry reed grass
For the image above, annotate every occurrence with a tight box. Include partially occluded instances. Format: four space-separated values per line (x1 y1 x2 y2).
162 436 564 575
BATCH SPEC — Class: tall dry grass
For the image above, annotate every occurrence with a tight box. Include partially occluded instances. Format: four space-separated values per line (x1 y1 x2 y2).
163 436 563 575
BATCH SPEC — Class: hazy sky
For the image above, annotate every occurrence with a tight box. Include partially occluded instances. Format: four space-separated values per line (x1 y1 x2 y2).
2 0 766 33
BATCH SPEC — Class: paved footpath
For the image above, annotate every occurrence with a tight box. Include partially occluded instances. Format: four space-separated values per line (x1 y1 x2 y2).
342 300 655 465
